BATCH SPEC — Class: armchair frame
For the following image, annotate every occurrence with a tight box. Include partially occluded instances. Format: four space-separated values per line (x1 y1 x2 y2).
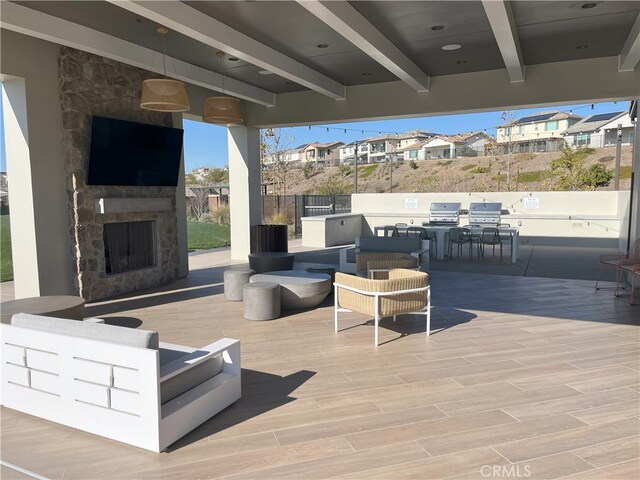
334 270 431 347
595 239 640 291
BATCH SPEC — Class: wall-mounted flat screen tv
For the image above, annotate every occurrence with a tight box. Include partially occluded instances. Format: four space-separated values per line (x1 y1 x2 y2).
87 116 184 186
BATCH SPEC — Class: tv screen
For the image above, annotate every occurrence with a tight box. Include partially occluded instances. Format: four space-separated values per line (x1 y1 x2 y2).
87 116 184 186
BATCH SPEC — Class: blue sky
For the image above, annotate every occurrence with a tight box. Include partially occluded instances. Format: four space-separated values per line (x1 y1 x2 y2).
0 100 626 172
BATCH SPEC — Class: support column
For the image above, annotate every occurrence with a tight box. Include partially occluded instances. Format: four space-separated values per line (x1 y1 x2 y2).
2 73 72 298
172 112 188 278
631 103 639 245
228 126 262 261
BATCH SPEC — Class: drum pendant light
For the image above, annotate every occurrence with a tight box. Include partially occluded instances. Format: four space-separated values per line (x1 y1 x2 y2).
140 27 190 112
203 52 243 125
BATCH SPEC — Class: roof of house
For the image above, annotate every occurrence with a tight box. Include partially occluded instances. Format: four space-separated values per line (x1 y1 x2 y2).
564 111 627 135
497 110 583 128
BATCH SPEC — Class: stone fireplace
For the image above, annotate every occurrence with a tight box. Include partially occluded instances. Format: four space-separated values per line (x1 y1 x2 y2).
59 47 182 301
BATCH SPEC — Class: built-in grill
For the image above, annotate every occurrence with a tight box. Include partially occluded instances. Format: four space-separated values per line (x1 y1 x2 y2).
468 202 502 226
427 202 461 225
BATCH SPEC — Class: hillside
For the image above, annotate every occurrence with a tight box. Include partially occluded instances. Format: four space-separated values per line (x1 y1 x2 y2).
271 146 632 195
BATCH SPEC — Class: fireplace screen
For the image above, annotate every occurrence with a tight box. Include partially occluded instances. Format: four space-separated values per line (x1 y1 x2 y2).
103 221 156 275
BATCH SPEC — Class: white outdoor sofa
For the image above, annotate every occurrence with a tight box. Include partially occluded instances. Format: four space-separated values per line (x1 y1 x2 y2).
0 313 241 452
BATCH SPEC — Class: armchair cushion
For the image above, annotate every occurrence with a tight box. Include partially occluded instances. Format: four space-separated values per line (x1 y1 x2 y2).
355 252 418 277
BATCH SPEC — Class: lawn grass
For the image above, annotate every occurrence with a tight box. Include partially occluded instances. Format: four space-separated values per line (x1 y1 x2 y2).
620 166 632 180
358 164 379 179
1 215 14 282
518 170 549 183
187 220 230 251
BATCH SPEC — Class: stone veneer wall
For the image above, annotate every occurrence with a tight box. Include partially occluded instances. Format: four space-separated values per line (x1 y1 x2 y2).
59 47 180 301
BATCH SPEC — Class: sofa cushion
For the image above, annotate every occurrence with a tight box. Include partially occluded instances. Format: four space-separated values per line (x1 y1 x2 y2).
11 313 159 350
160 354 224 404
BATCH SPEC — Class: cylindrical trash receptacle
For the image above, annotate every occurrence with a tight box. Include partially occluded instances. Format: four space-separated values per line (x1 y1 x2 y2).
251 224 288 253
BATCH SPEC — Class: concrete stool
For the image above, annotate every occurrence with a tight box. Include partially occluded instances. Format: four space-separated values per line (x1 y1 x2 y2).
243 282 281 321
224 267 255 301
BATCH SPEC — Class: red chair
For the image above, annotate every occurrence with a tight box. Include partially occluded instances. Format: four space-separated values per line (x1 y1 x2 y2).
595 239 640 291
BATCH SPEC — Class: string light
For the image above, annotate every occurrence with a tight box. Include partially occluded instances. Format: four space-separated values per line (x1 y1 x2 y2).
276 102 620 144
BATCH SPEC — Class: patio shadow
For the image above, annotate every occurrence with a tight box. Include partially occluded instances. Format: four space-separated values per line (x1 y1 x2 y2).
165 369 316 451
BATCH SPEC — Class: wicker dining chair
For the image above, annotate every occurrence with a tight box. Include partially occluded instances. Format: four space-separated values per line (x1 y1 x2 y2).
334 269 431 347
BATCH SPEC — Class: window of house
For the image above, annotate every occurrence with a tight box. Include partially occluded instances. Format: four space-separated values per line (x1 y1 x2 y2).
575 133 589 146
545 120 559 131
519 125 525 135
409 150 418 159
504 127 511 136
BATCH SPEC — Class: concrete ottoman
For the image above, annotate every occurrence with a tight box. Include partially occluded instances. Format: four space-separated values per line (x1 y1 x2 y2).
250 270 331 310
243 282 281 321
248 252 295 274
224 266 255 301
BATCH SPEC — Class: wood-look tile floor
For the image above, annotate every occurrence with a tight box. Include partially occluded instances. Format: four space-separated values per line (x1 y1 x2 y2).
1 259 639 479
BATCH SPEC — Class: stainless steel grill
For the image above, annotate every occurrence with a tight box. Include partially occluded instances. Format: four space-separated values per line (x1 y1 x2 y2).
427 202 461 225
468 202 502 226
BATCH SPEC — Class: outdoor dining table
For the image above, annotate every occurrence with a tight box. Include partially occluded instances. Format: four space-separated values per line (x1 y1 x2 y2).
373 224 520 263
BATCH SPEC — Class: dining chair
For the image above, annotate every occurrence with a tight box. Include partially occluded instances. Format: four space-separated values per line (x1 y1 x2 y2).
448 227 474 260
480 227 503 262
382 225 399 237
407 226 437 260
395 223 408 236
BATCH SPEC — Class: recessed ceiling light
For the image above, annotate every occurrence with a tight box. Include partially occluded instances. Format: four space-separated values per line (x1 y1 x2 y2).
441 44 462 51
285 81 295 85
456 60 467 64
576 45 589 50
228 57 239 62
361 72 372 76
259 70 274 75
431 25 445 31
317 44 329 49
580 2 598 9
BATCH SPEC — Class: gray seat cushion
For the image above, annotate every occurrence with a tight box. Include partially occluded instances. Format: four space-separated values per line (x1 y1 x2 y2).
160 354 224 404
11 313 159 349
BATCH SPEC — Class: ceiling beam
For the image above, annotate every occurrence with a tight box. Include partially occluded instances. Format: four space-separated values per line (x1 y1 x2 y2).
106 0 346 100
619 13 640 72
481 0 525 83
0 1 275 107
297 0 430 92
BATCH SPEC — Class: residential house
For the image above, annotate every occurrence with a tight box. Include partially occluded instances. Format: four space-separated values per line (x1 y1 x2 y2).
365 131 437 163
400 132 495 160
301 141 344 167
338 142 369 165
496 110 582 153
564 111 634 148
262 143 308 166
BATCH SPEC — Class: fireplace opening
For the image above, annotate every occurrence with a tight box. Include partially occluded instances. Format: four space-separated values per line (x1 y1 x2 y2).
103 220 156 275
